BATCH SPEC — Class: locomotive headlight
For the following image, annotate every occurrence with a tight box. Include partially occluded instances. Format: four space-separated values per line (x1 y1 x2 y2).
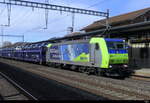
123 65 128 68
109 65 112 68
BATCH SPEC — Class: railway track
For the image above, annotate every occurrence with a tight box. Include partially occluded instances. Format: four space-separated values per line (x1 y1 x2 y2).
0 60 106 100
0 95 4 100
28 68 150 100
0 72 38 100
131 75 150 81
0 58 150 100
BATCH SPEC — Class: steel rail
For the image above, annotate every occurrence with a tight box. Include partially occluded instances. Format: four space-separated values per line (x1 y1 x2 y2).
0 95 4 100
131 75 150 82
0 72 38 100
132 75 150 79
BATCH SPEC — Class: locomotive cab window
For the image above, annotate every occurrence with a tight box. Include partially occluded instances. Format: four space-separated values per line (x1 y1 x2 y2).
106 41 125 50
116 43 123 49
95 43 99 50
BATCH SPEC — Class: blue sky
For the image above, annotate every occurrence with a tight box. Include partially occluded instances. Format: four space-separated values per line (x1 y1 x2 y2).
0 0 150 45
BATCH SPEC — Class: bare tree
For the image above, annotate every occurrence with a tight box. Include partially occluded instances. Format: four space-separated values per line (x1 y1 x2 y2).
2 41 12 47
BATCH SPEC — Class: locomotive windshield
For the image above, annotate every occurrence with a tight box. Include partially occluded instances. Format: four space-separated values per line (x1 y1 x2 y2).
106 41 126 50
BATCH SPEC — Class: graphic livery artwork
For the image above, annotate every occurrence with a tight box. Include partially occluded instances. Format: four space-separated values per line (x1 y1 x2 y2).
60 43 90 62
49 45 61 60
60 44 71 61
48 43 90 62
72 43 90 62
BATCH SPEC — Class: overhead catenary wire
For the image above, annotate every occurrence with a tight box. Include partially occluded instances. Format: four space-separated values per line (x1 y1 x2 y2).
0 2 11 47
0 6 30 45
20 0 96 34
87 0 108 8
45 29 67 35
34 0 110 36
22 0 108 33
22 15 70 34
10 8 34 27
0 2 11 26
7 3 11 26
0 0 109 42
67 0 106 33
44 0 49 29
0 5 6 17
22 0 75 35
74 0 110 32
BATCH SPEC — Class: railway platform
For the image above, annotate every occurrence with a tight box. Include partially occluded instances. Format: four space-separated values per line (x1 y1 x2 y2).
0 74 28 100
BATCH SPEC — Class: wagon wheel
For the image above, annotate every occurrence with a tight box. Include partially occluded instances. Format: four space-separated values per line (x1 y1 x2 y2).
39 61 42 65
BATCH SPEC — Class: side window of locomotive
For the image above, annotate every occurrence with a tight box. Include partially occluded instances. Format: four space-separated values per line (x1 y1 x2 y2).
95 43 99 50
107 42 114 49
116 43 124 49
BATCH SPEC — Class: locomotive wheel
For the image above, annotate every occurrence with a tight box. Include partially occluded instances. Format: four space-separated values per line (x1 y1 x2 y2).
118 69 126 79
95 69 106 76
54 63 60 68
78 67 85 73
84 68 90 75
94 69 99 76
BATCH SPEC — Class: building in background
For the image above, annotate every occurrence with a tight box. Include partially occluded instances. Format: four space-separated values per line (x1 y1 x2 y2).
80 7 150 68
81 7 150 33
2 41 12 47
